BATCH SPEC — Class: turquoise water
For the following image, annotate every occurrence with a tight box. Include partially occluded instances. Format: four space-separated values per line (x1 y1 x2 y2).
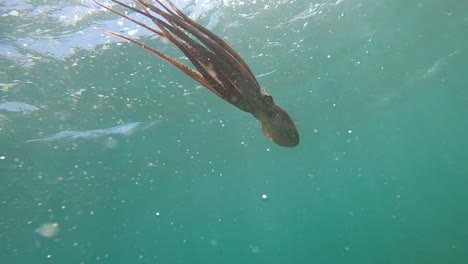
1 0 468 263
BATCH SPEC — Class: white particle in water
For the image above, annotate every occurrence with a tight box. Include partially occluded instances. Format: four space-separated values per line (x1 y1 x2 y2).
127 29 138 36
251 245 260 253
36 223 59 238
210 239 218 246
155 211 160 216
261 194 268 200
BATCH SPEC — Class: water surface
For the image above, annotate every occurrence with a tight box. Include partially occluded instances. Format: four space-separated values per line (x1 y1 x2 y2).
1 0 468 263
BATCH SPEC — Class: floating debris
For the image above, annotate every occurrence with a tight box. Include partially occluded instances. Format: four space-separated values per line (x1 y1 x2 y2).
0 102 39 112
25 121 158 143
35 222 59 238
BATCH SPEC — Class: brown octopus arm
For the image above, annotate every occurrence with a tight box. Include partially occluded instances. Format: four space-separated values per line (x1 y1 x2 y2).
123 0 248 100
138 0 260 90
101 0 252 101
95 0 230 99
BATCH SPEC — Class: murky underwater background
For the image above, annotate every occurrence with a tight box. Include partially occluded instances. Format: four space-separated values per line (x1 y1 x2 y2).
1 0 468 263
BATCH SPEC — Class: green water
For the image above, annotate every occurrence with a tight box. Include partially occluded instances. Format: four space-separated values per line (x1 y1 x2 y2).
1 0 468 263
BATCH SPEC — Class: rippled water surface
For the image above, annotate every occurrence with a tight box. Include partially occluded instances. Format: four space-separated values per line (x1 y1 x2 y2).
1 0 468 263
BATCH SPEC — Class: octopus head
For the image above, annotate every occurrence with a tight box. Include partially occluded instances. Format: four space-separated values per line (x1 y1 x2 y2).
260 103 299 147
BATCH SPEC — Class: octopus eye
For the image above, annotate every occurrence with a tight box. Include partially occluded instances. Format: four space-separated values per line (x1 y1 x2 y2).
263 93 274 105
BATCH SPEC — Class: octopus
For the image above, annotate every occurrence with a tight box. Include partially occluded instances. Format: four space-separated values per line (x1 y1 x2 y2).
94 0 299 147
